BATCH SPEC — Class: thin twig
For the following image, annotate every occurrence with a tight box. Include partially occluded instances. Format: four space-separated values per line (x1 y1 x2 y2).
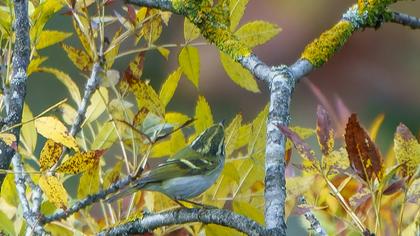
389 12 420 29
297 196 327 236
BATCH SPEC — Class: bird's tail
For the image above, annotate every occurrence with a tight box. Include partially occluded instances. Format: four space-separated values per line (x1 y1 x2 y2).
106 182 145 203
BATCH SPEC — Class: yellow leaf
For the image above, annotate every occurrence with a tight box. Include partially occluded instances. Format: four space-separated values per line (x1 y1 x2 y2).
179 46 200 88
1 174 18 206
286 175 315 200
205 223 244 236
151 130 186 158
35 116 79 151
72 18 93 58
85 87 108 124
30 0 64 41
229 0 249 31
60 103 77 125
322 147 350 175
91 122 118 150
165 112 190 126
35 30 72 50
39 175 68 209
184 18 200 42
369 113 385 141
225 114 242 157
394 124 420 178
21 104 37 153
0 9 12 36
105 28 122 69
220 52 259 93
235 21 281 48
38 67 82 104
159 67 182 107
61 43 93 72
233 200 264 224
56 150 104 174
235 123 251 150
157 47 170 60
103 161 122 188
0 133 16 146
247 105 268 161
194 96 213 134
39 139 62 171
0 210 14 236
141 9 163 44
27 56 47 76
77 164 100 199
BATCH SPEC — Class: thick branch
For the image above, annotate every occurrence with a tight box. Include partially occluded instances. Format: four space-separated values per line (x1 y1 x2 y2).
42 175 134 223
389 12 420 29
0 0 31 187
97 208 266 236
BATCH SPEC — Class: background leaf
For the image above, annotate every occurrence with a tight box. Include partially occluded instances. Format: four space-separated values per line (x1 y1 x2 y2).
179 46 200 88
220 52 259 93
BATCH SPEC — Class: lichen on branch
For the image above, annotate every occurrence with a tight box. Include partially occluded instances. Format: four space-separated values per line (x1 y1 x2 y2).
300 21 354 68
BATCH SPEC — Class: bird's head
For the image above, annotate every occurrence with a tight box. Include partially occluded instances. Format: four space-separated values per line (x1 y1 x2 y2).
190 122 225 157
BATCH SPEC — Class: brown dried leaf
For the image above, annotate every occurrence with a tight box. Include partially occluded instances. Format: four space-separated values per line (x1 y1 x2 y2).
344 114 384 182
316 105 334 156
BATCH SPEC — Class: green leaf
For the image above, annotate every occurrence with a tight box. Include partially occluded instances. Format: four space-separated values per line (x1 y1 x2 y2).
38 67 81 105
35 30 72 50
229 0 249 31
184 18 200 42
0 210 14 236
0 174 18 206
159 67 182 107
235 21 281 48
21 104 37 153
194 96 214 134
77 164 100 199
179 46 200 88
220 52 259 93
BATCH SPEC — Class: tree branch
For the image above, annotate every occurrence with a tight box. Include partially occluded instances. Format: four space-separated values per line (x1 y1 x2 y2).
49 63 102 172
298 196 327 236
42 175 135 224
389 12 420 29
97 208 267 236
12 154 46 235
0 0 31 187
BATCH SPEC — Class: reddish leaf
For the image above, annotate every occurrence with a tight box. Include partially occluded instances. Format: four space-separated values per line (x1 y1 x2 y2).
316 105 334 156
344 114 384 182
285 148 292 166
383 179 405 195
126 4 137 25
278 125 316 163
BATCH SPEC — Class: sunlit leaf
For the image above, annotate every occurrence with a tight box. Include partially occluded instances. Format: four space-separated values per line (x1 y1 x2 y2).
205 224 243 236
85 87 108 124
21 104 37 153
165 112 190 126
27 56 47 76
179 46 200 88
1 174 18 206
77 163 100 199
194 96 213 134
184 18 200 42
157 47 170 60
233 201 264 224
344 114 383 182
39 139 62 171
39 175 68 209
316 105 334 156
35 30 72 50
0 210 14 236
56 150 105 174
407 178 420 204
141 9 163 44
235 20 281 48
38 67 81 104
369 113 385 141
220 52 259 93
225 114 242 157
61 43 93 72
103 161 122 188
30 0 64 41
229 0 249 31
248 105 268 161
105 28 122 69
394 123 420 178
72 18 92 58
159 67 182 107
235 123 251 150
35 116 79 151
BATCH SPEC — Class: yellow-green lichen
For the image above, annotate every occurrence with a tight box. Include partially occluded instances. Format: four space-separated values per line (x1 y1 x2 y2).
301 21 354 68
172 0 251 59
357 0 397 27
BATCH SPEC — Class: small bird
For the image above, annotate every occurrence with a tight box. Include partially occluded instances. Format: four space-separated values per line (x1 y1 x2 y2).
107 122 225 203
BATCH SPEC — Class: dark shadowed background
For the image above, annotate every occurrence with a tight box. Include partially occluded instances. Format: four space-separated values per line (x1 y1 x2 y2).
29 1 420 233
